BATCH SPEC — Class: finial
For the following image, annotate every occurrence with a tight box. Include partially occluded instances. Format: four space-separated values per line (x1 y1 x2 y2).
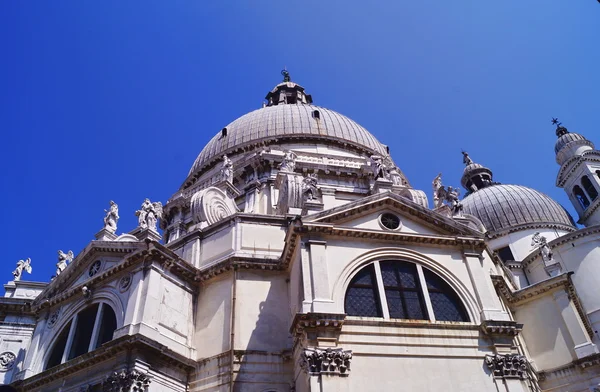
462 150 474 166
552 117 569 137
281 67 291 83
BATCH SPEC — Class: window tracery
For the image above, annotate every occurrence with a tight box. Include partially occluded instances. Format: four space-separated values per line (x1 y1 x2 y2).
344 261 469 322
45 303 117 370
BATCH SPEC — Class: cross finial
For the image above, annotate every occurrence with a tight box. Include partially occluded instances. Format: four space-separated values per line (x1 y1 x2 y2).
552 117 561 127
281 67 291 83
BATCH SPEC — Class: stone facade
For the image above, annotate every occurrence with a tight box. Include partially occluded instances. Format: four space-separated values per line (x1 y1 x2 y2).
2 78 600 392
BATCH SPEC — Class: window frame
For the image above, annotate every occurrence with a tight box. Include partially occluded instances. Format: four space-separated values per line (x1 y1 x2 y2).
44 302 117 370
344 260 470 323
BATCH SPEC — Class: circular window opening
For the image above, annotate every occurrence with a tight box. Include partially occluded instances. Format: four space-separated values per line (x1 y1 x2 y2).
380 213 401 230
88 260 102 277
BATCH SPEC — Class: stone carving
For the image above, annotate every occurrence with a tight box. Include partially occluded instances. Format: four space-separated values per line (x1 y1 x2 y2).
12 258 32 281
102 370 151 392
302 173 320 201
462 151 474 166
82 285 92 299
370 155 389 180
220 155 233 183
300 347 352 376
484 353 529 379
89 260 102 277
279 150 297 172
432 173 443 208
119 274 133 292
191 187 238 226
103 200 119 233
531 232 553 264
47 309 60 328
434 176 463 215
0 352 16 372
135 199 163 231
56 250 74 276
388 166 403 186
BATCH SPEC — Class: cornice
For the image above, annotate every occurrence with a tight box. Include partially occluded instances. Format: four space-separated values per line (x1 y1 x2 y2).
290 312 346 336
0 298 33 316
579 197 600 224
486 222 576 240
18 333 195 390
492 274 593 339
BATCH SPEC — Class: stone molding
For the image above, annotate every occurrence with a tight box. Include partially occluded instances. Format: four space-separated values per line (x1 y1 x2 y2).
486 221 576 240
299 347 352 376
556 150 600 187
484 354 530 379
102 370 150 392
492 274 593 339
480 320 523 337
290 313 346 337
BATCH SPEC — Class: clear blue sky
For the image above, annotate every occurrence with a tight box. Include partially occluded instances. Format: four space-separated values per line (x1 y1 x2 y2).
1 1 599 283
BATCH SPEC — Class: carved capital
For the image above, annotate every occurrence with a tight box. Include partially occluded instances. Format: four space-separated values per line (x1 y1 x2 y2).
102 370 151 392
300 347 352 376
484 354 529 379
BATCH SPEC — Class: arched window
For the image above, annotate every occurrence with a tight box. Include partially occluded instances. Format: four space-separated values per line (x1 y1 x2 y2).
582 175 598 201
45 303 117 370
573 185 591 209
597 170 600 182
345 261 469 322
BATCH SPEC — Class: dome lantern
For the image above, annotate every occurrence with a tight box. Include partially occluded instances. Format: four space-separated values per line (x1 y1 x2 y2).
264 69 313 107
460 152 495 194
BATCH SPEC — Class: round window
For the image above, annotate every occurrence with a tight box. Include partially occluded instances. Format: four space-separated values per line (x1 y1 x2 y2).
380 213 401 230
88 260 102 277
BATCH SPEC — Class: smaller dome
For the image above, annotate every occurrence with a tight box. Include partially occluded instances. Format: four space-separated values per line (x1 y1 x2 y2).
460 153 494 194
555 132 588 154
461 184 575 235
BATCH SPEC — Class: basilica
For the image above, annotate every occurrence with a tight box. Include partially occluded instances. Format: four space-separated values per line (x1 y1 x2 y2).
2 73 600 391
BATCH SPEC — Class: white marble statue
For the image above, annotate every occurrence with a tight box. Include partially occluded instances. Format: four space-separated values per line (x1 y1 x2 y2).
103 200 119 233
56 250 74 276
531 232 554 264
279 150 297 172
432 173 443 208
136 198 163 231
462 151 474 166
370 155 389 179
12 258 32 281
220 155 234 183
302 174 319 201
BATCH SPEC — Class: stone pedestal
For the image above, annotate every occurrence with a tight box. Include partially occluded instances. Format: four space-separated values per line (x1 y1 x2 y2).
130 227 162 242
371 178 393 194
94 228 118 241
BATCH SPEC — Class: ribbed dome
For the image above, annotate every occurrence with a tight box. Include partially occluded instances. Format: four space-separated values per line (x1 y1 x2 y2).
555 132 588 154
188 104 388 176
461 184 575 235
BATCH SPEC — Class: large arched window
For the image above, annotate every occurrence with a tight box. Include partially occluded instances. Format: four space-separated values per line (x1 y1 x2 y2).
45 303 117 370
573 185 591 209
345 261 469 322
582 175 598 201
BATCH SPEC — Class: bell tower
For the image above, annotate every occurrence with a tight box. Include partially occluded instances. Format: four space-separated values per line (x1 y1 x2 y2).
553 118 600 226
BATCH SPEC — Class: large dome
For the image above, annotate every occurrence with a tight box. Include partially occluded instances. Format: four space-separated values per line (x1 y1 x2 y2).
461 184 575 235
188 103 388 176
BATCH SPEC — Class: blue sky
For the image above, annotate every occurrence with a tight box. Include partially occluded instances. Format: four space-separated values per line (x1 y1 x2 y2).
1 1 599 283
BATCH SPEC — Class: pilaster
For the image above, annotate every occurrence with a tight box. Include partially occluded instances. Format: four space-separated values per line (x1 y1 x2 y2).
553 289 599 359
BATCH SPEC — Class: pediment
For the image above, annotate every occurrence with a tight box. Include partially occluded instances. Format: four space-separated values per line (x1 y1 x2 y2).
304 192 482 238
32 240 146 307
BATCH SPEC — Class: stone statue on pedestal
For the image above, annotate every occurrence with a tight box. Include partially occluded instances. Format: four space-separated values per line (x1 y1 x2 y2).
103 200 119 233
279 150 297 172
12 258 32 281
220 155 234 183
136 198 163 231
56 250 74 276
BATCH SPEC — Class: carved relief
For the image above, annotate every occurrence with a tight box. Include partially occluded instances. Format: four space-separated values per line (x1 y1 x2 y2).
119 274 133 293
47 309 60 328
300 347 352 376
89 260 102 277
484 354 529 379
0 352 16 372
102 370 150 392
191 186 238 226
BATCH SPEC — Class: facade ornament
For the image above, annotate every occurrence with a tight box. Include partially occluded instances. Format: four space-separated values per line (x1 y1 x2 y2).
190 187 238 226
47 309 60 328
56 250 74 276
302 174 320 201
279 150 297 172
220 155 234 183
462 151 474 166
281 68 291 83
484 353 529 380
388 167 403 186
102 369 151 392
432 173 443 208
103 200 119 233
434 176 463 215
135 199 163 231
82 285 92 299
300 347 352 376
531 232 553 264
370 155 390 180
12 258 32 281
0 351 16 372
